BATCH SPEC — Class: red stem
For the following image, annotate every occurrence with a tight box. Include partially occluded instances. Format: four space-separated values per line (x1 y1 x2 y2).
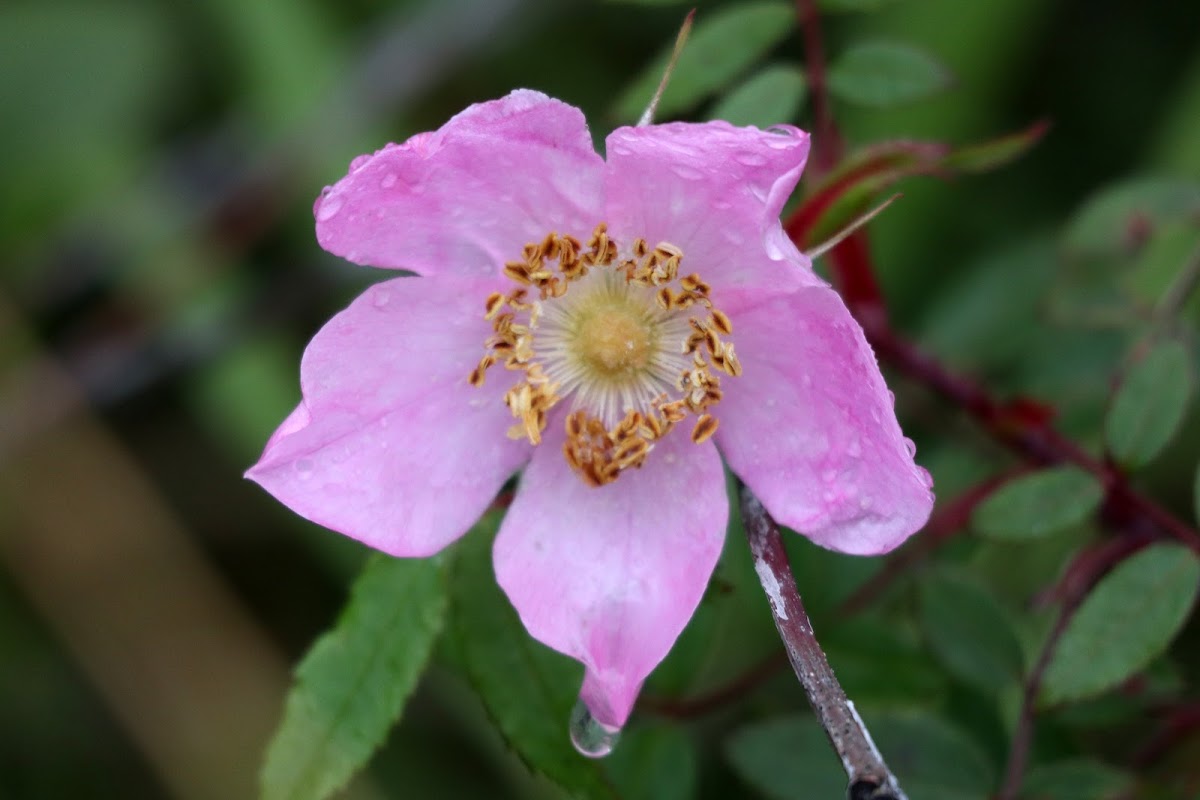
795 0 842 174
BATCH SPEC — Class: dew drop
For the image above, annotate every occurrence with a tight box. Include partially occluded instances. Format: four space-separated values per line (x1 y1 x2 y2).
904 437 918 458
372 290 391 308
671 164 704 180
316 195 344 221
569 700 620 758
735 151 768 167
295 458 314 479
380 172 398 189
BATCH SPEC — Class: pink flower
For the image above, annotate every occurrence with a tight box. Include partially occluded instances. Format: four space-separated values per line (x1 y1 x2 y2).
248 90 933 733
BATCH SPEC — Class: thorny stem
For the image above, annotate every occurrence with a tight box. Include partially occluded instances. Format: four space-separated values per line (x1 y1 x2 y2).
741 485 907 800
994 533 1152 800
782 3 1200 790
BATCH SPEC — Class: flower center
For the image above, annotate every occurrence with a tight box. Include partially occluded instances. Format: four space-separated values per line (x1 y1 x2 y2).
575 306 651 377
468 223 740 487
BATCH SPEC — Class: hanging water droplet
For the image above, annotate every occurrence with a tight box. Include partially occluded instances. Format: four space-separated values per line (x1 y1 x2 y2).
569 700 620 758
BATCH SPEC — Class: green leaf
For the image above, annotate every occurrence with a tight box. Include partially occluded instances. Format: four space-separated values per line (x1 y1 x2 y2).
1106 341 1194 469
866 711 995 800
1129 222 1200 310
1063 177 1200 259
709 64 807 127
822 618 947 703
972 467 1104 541
827 41 952 108
1020 759 1135 800
725 716 847 800
727 712 994 800
919 571 1025 691
1042 543 1200 705
450 514 613 798
607 724 697 800
613 1 795 122
260 555 448 800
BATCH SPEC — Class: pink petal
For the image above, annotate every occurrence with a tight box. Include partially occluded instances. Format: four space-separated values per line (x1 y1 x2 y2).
247 276 529 557
603 121 811 289
315 90 605 277
714 284 934 555
493 424 728 728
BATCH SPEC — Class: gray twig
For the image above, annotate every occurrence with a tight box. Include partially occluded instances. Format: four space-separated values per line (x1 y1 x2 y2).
740 486 907 800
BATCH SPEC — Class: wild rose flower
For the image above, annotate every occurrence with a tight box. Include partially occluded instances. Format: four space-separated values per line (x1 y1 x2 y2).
247 90 933 736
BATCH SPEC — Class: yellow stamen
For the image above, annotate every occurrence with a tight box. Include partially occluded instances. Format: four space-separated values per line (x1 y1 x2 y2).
469 222 739 486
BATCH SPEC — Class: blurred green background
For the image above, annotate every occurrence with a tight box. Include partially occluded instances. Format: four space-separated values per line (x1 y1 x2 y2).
2 0 1199 798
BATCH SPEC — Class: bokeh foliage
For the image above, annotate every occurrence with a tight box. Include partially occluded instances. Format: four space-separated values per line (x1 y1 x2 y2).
2 0 1200 798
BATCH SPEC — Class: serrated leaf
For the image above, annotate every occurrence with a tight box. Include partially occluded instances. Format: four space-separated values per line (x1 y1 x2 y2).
827 41 952 108
1063 177 1200 259
607 724 697 800
726 716 847 800
451 513 614 798
1042 543 1200 705
261 555 447 800
614 1 794 122
709 64 807 128
1106 341 1194 469
972 467 1104 541
1021 759 1135 800
919 571 1025 691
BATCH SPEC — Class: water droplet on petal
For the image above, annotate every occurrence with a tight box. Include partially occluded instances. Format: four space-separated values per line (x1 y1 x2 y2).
295 458 314 479
735 151 768 167
569 700 620 758
671 164 704 180
380 172 398 189
904 437 918 458
317 195 344 221
373 290 391 308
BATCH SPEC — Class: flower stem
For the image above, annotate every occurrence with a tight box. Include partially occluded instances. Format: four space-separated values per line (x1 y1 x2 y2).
740 485 907 800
